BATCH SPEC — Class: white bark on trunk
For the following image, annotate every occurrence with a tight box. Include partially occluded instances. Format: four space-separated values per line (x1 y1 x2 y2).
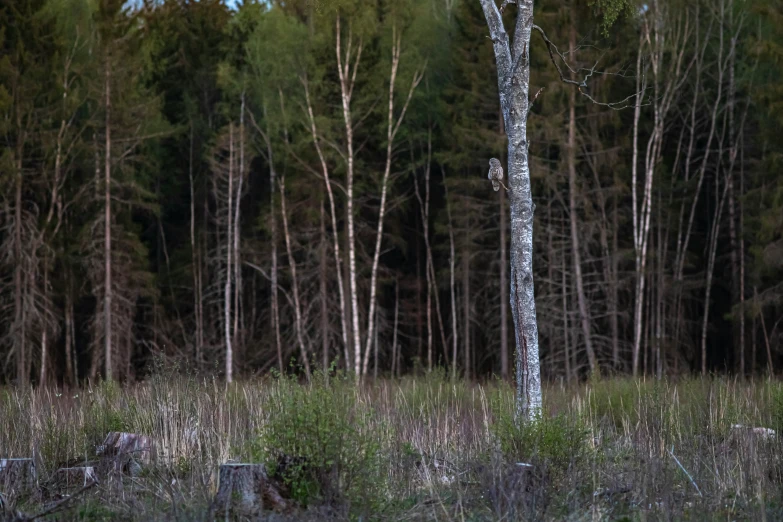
302 80 350 368
224 124 234 383
232 95 245 360
361 28 423 375
334 17 363 376
480 0 542 420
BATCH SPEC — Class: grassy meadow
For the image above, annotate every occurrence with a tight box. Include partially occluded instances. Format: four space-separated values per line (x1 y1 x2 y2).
1 371 782 521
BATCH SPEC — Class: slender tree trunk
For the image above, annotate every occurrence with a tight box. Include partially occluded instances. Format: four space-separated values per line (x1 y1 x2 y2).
362 31 422 375
702 171 731 375
462 248 471 380
279 175 312 379
611 192 619 369
14 150 24 385
301 82 349 367
64 279 74 386
232 95 245 364
39 253 49 386
335 17 363 376
321 199 329 372
189 121 203 367
567 34 597 374
224 124 234 384
756 287 773 377
443 167 459 379
630 32 644 376
392 278 400 378
104 60 113 381
416 240 423 365
562 239 571 381
739 142 746 376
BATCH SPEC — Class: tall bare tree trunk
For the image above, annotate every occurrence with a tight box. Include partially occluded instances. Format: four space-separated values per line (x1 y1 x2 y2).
443 167 459 379
263 108 284 374
362 29 422 375
562 240 571 381
480 0 542 419
462 249 471 380
335 17 363 376
189 121 203 367
14 148 24 385
392 279 400 378
39 253 49 386
566 24 597 374
224 124 234 383
279 175 312 379
64 280 74 386
321 199 329 372
739 142 746 375
104 60 113 381
232 95 245 365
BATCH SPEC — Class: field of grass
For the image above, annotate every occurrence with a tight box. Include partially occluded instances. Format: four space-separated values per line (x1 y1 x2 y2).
1 370 782 521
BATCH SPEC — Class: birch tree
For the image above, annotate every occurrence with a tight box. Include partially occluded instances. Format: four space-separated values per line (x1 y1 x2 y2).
479 0 634 419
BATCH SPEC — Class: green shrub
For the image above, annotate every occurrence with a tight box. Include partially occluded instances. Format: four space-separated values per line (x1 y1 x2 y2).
491 406 591 483
252 372 385 515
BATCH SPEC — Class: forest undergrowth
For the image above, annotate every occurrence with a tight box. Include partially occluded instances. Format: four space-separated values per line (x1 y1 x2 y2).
1 369 782 521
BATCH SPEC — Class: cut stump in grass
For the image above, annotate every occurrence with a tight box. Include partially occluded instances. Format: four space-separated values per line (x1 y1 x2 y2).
97 432 155 476
210 463 292 518
0 458 37 497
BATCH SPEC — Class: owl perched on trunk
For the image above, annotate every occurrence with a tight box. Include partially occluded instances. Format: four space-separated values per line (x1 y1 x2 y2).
488 158 504 192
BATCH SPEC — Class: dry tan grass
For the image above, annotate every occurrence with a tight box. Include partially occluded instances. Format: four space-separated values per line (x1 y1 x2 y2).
0 372 781 520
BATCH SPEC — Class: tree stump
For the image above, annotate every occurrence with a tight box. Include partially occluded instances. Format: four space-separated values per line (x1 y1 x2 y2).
0 458 37 497
97 432 155 475
210 463 291 518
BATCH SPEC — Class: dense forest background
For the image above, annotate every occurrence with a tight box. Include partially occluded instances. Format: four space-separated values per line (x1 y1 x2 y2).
1 0 782 386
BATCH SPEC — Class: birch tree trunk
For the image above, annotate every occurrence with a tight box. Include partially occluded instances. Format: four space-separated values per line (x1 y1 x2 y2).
334 17 363 376
479 0 541 420
361 28 423 375
302 80 349 368
224 124 234 384
232 95 245 362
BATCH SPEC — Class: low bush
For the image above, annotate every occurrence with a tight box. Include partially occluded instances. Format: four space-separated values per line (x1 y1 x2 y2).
251 372 386 516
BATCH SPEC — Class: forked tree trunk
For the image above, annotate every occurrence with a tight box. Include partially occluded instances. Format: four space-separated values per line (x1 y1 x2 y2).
480 0 542 420
335 17 363 376
362 29 422 375
302 78 349 371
